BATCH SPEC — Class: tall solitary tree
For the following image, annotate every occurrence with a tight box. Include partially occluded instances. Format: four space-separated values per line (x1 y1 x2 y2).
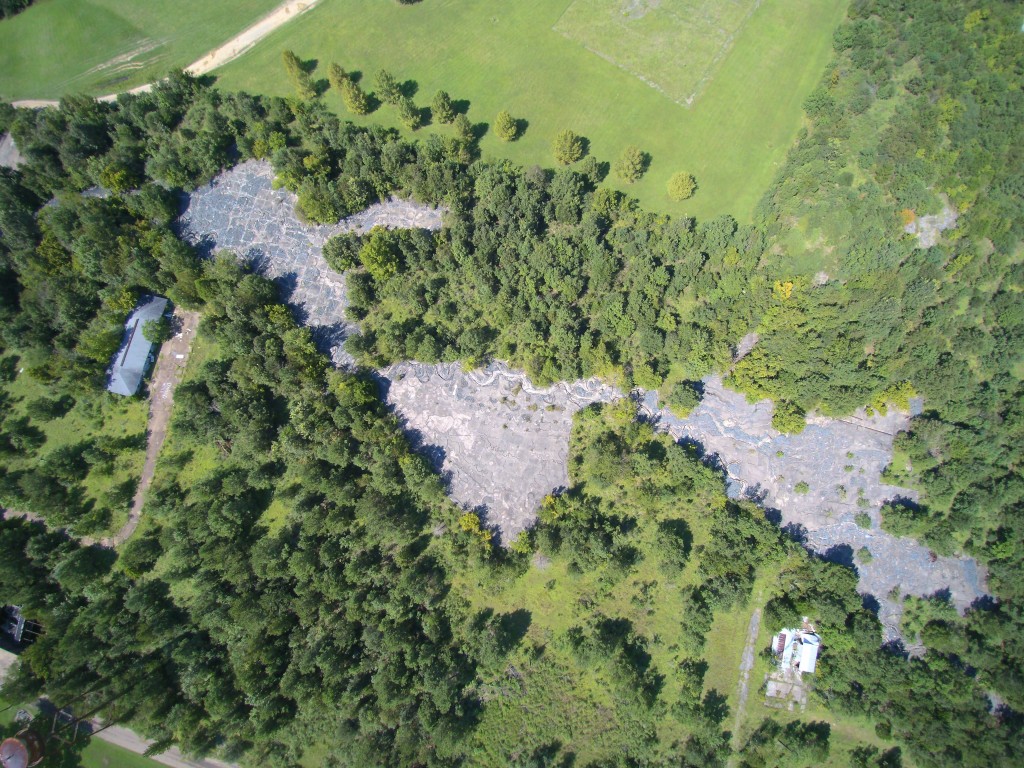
375 70 402 105
327 63 349 92
341 79 370 115
613 145 648 183
667 172 697 201
281 50 315 100
494 110 518 142
397 98 422 130
552 129 585 165
453 113 474 143
432 90 455 124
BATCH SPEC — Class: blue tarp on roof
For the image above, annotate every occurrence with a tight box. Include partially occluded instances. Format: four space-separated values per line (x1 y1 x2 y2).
106 295 169 396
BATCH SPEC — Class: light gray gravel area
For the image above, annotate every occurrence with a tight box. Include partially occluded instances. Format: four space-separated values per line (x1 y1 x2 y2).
177 163 988 643
904 198 958 248
637 377 986 641
382 364 986 639
0 133 24 169
177 159 444 364
379 361 620 541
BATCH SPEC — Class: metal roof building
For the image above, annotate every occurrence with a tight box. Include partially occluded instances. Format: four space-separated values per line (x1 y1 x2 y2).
770 619 821 676
106 295 169 396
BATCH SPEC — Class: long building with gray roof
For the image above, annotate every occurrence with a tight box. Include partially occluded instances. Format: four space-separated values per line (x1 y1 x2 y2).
106 295 169 396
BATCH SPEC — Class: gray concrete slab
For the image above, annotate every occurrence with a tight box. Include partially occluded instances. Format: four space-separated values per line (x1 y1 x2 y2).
177 160 444 365
0 132 24 169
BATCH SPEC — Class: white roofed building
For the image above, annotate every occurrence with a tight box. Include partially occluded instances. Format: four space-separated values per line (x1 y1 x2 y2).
770 618 821 675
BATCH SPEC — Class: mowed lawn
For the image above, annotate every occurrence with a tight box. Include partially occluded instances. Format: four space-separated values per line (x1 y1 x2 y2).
0 696 162 768
555 0 761 106
213 0 848 221
0 0 281 101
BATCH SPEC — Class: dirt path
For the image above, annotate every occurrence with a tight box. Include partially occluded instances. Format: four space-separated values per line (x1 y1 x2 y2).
11 0 321 109
100 308 200 547
2 309 199 548
730 605 763 755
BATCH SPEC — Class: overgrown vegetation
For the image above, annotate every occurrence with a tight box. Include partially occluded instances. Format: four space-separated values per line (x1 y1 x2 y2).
0 0 1022 763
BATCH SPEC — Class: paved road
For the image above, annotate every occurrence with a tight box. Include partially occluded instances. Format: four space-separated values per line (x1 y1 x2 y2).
11 0 322 108
92 724 236 768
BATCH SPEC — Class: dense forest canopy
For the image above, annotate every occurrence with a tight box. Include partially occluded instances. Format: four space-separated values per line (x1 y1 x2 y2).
0 0 1021 765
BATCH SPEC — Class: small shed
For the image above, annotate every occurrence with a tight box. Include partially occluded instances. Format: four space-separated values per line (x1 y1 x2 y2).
106 295 169 396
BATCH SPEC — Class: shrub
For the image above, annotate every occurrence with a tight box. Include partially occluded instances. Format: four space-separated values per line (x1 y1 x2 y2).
854 512 871 529
795 481 810 495
667 172 697 201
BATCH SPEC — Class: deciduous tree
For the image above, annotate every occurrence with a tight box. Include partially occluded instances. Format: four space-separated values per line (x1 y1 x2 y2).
667 171 697 201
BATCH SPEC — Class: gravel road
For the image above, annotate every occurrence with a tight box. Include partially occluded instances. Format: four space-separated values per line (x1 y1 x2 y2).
11 0 322 108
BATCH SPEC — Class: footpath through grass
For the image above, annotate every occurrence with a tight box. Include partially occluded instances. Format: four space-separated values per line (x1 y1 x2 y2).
213 0 847 221
0 0 281 101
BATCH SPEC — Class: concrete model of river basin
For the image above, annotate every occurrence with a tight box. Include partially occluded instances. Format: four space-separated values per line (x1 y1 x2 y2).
179 161 987 642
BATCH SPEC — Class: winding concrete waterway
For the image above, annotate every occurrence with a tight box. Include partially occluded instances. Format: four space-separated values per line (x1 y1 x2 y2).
179 161 987 641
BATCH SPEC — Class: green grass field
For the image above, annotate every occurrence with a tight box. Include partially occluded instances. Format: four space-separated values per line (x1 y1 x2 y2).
554 0 761 106
213 0 847 221
0 0 281 100
0 696 162 768
1 352 148 538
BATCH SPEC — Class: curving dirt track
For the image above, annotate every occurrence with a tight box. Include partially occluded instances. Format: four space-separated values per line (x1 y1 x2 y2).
99 308 201 548
11 0 322 109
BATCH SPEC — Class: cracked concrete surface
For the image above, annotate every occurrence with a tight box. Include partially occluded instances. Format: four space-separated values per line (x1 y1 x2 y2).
177 160 444 364
177 163 988 642
380 361 620 540
637 378 986 641
0 133 24 169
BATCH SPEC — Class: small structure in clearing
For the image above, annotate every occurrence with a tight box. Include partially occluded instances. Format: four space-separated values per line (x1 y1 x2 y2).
771 619 821 675
765 618 821 711
106 295 169 396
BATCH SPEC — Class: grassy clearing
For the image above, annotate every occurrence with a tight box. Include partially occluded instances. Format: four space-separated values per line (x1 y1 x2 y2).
213 0 847 221
701 578 768 710
554 0 760 106
0 0 281 101
1 352 147 537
